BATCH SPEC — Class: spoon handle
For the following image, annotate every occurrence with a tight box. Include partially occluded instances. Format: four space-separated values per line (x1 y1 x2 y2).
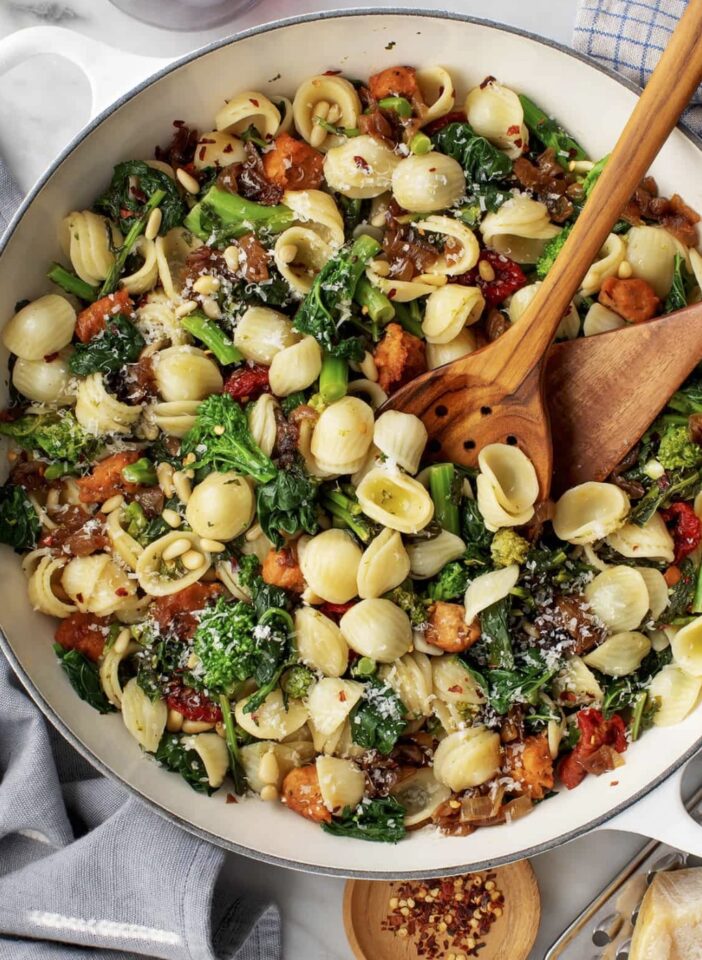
513 0 702 365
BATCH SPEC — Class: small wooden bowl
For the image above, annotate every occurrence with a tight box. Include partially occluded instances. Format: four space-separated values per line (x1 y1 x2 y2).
344 860 540 960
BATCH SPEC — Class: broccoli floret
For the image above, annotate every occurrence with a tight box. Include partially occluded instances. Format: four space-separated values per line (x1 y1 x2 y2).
181 393 277 484
281 665 315 699
490 529 530 567
385 585 429 626
121 457 157 486
184 186 295 243
0 410 101 465
427 561 469 601
657 423 702 471
536 225 572 280
192 597 257 693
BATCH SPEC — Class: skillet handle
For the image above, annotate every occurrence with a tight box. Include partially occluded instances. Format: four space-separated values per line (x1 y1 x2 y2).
602 761 702 856
0 26 170 118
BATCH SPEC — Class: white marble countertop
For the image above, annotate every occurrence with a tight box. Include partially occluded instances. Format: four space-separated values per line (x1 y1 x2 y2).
0 1 698 958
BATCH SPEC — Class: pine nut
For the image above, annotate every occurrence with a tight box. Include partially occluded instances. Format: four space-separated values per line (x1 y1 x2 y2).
327 103 341 124
312 100 330 120
182 549 205 570
162 508 182 528
113 627 131 655
258 749 280 785
199 538 226 553
360 351 378 382
175 300 198 318
245 522 263 541
145 207 162 241
223 245 241 272
213 425 225 436
260 784 279 802
479 260 496 282
370 258 391 277
173 470 192 503
277 243 298 264
193 275 220 296
166 709 184 732
416 273 447 286
181 719 214 734
618 259 633 279
202 298 222 320
157 462 175 498
162 537 191 561
101 494 124 514
176 167 200 194
182 453 196 466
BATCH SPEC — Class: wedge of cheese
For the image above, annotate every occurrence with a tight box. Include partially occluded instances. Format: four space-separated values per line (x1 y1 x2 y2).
630 867 702 959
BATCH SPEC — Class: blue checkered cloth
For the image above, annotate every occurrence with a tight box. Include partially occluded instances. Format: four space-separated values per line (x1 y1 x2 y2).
574 0 702 135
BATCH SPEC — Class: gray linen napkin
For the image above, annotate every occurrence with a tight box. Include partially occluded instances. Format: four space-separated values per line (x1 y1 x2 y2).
0 157 281 960
574 0 702 135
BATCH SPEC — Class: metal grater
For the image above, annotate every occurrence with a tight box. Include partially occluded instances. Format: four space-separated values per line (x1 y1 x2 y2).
545 785 702 959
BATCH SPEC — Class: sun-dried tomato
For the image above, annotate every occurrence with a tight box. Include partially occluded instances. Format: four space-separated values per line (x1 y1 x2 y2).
661 501 702 564
454 250 527 307
318 600 358 622
422 110 467 136
223 364 271 403
558 708 627 790
151 582 224 640
55 612 109 662
164 682 222 723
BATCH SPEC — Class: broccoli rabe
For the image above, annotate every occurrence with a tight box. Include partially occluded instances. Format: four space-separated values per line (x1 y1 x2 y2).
192 597 258 693
0 410 101 466
490 528 530 567
518 95 586 168
536 225 572 280
256 460 319 548
235 553 294 620
657 422 702 471
350 679 407 755
427 561 469 602
384 584 429 626
323 796 406 843
668 380 702 416
121 457 157 486
293 234 381 361
0 484 41 551
185 186 294 243
281 665 315 699
181 393 277 484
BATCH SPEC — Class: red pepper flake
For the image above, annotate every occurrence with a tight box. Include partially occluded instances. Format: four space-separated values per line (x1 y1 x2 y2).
43 352 59 363
448 685 463 694
480 75 496 89
223 143 233 153
387 288 397 300
454 249 527 307
76 593 84 604
119 207 136 219
506 124 521 136
354 155 371 172
339 691 347 702
165 682 222 723
661 501 702 564
115 587 129 597
226 793 238 804
318 600 357 622
199 146 207 161
250 98 260 107
323 69 343 76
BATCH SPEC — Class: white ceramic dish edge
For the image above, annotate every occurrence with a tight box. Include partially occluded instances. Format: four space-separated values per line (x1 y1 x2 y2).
0 9 701 877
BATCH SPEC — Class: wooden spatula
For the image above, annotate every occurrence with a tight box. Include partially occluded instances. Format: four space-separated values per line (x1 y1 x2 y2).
545 303 702 495
382 0 702 498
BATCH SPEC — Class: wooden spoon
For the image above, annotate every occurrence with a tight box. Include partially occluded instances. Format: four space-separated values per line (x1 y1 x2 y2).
545 302 702 495
382 0 702 497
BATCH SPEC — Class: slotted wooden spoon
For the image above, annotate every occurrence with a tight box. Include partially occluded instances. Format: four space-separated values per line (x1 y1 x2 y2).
546 302 702 495
383 0 702 497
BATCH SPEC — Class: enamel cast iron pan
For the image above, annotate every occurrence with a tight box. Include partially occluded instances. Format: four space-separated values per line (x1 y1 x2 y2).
1 9 702 879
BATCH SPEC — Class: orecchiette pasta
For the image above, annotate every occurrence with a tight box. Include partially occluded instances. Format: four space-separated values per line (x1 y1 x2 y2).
605 512 675 563
380 651 434 719
324 136 400 199
340 598 413 663
240 740 316 794
185 472 253 541
390 768 451 828
62 553 136 616
582 302 626 337
120 236 159 295
553 482 630 544
364 264 437 302
182 733 229 789
584 566 650 632
12 355 72 405
193 130 246 170
372 410 427 474
151 400 201 438
248 394 278 457
2 295 75 360
464 79 527 158
307 678 364 736
583 631 651 677
316 756 365 812
27 555 76 617
100 632 140 708
216 90 281 137
508 281 579 340
464 565 519 625
62 210 119 285
391 154 466 213
422 284 485 343
416 66 455 125
579 234 627 297
480 195 560 264
671 616 702 677
292 75 362 151
136 531 211 596
235 690 308 741
553 656 604 706
155 227 201 300
121 678 167 753
299 529 362 604
649 665 702 726
356 528 410 599
295 606 349 677
233 305 299 365
268 336 322 396
356 467 434 534
135 291 188 346
407 530 466 579
626 224 683 298
106 507 144 570
426 328 477 369
476 443 538 530
433 728 502 791
274 227 332 294
432 655 485 706
311 396 375 474
75 374 143 435
153 346 223 401
283 189 345 248
639 567 669 621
